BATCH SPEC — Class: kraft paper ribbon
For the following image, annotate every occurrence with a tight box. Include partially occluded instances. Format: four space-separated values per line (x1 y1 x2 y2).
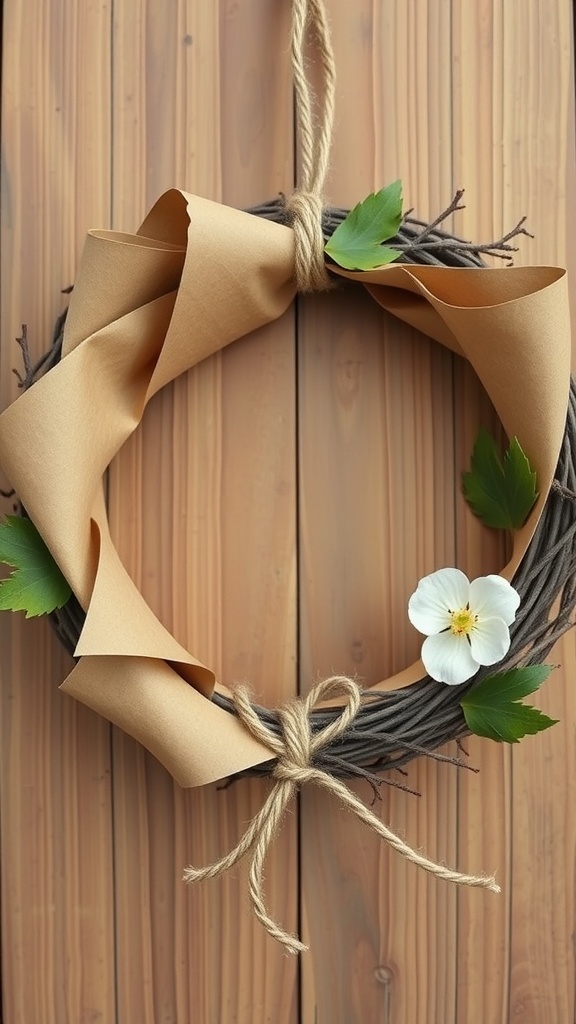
0 190 570 785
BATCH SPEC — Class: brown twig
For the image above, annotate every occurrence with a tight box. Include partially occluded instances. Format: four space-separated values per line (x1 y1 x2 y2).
398 193 533 263
403 188 466 244
12 325 35 389
11 294 72 395
552 479 576 502
316 752 422 799
394 237 525 259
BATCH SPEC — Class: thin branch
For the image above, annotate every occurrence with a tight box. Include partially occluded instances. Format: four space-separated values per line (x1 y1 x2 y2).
393 240 521 259
316 752 422 799
552 479 576 502
396 214 533 263
12 325 35 389
404 188 466 244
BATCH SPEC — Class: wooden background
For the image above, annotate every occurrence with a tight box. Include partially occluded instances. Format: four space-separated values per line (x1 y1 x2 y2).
1 1 575 1021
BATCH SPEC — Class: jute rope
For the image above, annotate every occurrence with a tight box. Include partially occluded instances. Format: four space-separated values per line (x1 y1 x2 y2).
284 0 336 291
184 677 500 955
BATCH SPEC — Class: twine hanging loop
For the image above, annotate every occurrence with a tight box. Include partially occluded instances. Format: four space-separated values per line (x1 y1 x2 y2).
286 0 336 292
184 677 500 955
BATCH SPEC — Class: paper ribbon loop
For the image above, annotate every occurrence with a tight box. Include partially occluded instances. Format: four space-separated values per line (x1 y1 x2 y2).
183 677 500 955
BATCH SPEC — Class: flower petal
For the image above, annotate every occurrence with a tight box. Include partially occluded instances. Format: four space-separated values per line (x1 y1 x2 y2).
408 568 470 636
421 632 479 685
469 574 520 627
469 616 511 666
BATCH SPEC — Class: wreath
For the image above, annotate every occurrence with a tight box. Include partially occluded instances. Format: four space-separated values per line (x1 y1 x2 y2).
0 0 574 954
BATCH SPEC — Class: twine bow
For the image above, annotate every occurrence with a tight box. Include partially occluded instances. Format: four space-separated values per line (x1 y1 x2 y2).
184 677 500 955
285 0 336 292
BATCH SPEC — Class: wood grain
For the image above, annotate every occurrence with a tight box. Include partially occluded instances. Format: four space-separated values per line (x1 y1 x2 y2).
108 2 298 1022
0 3 116 1022
452 4 576 1022
299 2 575 1023
299 4 461 1022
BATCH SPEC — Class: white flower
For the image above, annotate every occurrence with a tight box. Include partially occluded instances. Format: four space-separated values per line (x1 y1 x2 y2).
408 567 520 686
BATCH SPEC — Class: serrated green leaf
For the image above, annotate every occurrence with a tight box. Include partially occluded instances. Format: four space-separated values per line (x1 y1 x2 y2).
0 516 71 617
324 180 403 270
460 665 557 743
462 429 538 530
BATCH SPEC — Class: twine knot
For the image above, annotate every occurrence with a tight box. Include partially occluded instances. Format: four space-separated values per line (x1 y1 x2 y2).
273 700 312 780
273 674 359 782
284 189 332 293
184 677 500 955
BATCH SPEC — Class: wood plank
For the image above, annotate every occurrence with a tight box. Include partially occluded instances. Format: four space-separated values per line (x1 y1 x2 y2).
299 3 461 1022
450 10 514 1020
301 1 575 1021
2 1 575 1020
452 2 576 1022
0 2 116 1022
108 2 299 1021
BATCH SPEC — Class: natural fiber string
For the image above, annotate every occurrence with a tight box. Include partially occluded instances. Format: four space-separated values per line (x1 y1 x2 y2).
184 677 500 955
284 0 336 292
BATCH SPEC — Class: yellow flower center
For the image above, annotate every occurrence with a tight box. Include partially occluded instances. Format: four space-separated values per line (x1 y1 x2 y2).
450 607 477 636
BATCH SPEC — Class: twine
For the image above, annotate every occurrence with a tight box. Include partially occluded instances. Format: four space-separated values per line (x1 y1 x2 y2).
285 0 336 292
184 676 500 955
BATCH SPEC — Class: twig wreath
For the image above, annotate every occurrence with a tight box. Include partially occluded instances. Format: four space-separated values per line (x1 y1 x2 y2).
1 0 575 953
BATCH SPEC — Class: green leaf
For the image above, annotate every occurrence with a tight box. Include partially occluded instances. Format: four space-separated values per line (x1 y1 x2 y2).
0 516 72 617
324 180 403 270
460 665 557 743
462 429 538 530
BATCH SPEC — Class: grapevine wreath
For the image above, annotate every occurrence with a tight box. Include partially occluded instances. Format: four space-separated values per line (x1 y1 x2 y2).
1 0 575 954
